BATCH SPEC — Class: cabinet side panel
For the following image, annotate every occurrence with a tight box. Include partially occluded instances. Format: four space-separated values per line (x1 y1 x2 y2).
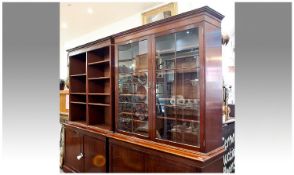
204 22 223 152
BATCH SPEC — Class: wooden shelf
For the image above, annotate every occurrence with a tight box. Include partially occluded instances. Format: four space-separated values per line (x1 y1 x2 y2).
88 77 110 80
70 73 86 77
156 53 199 60
119 69 149 75
119 94 146 97
88 103 110 107
88 93 110 95
70 92 86 95
70 101 86 105
156 45 199 55
157 116 199 123
88 60 109 65
155 67 199 73
118 58 132 62
119 112 148 117
157 116 176 121
119 112 133 115
119 102 146 104
133 119 148 123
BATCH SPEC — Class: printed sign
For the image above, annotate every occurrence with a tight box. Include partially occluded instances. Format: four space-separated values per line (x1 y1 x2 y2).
223 122 235 173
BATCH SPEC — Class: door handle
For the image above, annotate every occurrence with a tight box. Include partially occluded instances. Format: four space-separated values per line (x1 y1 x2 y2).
76 153 83 160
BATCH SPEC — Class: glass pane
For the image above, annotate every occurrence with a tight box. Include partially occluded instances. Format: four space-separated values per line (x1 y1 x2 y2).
118 113 133 132
133 40 148 72
133 121 148 136
156 118 177 141
118 74 134 94
175 69 200 101
156 33 175 71
175 28 199 69
118 40 149 136
155 28 200 147
171 121 200 145
156 70 176 121
118 43 133 73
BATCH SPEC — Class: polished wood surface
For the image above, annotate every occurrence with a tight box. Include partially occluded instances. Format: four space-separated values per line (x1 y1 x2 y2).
202 21 223 152
63 125 107 173
84 135 106 172
109 143 145 172
63 127 83 172
63 121 224 173
109 138 223 172
64 122 224 163
146 155 197 172
64 6 225 173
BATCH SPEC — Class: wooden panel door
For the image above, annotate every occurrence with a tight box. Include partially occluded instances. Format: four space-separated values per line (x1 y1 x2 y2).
146 155 198 172
109 143 145 172
64 127 83 172
83 135 106 172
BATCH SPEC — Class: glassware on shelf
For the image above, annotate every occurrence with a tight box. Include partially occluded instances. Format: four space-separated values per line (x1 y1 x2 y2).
118 39 149 136
155 28 200 147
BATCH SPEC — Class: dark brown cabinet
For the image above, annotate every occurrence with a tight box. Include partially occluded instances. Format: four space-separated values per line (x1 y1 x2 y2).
63 126 107 173
64 6 225 173
114 6 223 153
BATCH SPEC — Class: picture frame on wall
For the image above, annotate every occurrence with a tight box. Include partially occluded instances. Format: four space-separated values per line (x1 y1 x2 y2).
142 2 178 24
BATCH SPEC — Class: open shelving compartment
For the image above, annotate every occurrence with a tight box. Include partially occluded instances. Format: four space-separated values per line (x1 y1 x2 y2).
86 45 113 131
69 52 87 123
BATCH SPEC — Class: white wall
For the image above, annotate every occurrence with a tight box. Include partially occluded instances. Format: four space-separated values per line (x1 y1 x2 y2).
60 0 235 103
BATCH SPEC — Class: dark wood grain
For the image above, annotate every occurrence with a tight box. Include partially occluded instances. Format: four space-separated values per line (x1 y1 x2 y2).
109 137 223 172
203 21 223 152
84 135 106 172
109 143 145 172
63 127 83 172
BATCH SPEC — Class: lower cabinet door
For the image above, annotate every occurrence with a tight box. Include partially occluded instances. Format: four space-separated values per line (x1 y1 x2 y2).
145 155 197 172
109 142 145 172
64 127 83 172
109 139 203 172
83 135 106 172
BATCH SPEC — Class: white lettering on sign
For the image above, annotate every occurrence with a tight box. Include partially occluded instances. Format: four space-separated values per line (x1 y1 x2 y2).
223 131 235 173
223 148 235 165
223 161 235 173
224 133 235 150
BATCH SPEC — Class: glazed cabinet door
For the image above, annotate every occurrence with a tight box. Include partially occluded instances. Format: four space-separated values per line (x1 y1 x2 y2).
116 38 151 137
154 27 201 147
64 127 83 172
84 135 106 172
